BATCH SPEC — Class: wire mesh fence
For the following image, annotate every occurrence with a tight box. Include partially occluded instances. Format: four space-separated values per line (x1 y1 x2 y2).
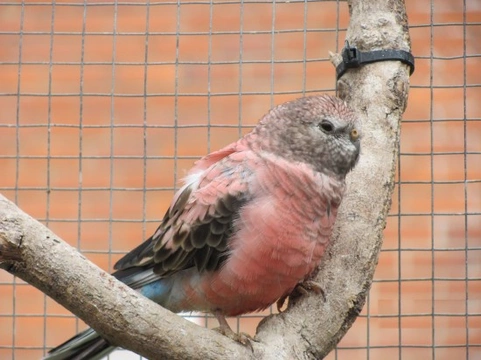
0 0 480 359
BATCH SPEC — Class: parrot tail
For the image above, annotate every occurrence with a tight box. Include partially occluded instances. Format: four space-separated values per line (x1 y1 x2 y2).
43 269 176 360
43 328 114 360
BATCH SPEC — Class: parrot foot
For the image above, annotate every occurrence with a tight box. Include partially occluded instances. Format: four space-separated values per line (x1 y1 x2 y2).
296 280 325 300
276 280 325 312
276 295 288 312
213 326 254 347
213 312 255 349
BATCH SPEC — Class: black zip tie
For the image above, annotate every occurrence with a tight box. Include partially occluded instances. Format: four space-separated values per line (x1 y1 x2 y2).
336 41 415 80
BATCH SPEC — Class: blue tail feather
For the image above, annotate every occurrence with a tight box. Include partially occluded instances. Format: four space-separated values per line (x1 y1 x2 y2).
44 272 173 359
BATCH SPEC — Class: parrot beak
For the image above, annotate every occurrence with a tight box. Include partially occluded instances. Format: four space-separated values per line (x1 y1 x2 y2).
350 129 361 169
350 128 360 142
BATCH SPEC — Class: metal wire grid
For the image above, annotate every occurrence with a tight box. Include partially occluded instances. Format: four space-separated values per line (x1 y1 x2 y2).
0 0 480 359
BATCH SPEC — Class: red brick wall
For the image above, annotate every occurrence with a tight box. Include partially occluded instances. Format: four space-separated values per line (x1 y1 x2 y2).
0 1 480 359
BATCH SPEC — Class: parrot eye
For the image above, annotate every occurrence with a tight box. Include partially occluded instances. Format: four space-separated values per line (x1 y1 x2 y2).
319 120 334 133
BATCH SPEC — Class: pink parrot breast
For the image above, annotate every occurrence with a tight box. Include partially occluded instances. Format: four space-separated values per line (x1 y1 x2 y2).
177 155 345 316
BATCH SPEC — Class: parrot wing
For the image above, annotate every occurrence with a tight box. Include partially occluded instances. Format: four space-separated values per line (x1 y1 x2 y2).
113 145 252 278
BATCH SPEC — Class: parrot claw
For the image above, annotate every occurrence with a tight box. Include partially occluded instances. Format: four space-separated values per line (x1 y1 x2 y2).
277 280 326 312
212 326 254 348
213 311 256 349
276 295 287 312
297 280 326 301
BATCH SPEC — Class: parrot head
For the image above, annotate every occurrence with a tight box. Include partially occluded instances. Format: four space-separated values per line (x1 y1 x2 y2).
251 94 362 179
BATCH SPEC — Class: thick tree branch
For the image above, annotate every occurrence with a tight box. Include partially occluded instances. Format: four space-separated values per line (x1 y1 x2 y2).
254 0 411 358
0 0 410 358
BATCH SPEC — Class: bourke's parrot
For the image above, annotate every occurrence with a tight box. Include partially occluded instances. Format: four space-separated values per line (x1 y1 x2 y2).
45 94 361 359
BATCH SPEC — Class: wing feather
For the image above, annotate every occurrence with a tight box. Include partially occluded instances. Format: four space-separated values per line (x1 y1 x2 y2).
114 144 252 278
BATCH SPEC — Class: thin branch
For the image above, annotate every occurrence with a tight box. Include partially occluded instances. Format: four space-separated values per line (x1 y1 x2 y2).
0 195 250 360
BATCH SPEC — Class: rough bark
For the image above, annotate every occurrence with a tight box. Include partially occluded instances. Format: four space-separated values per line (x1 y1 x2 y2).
0 0 411 359
254 0 411 358
0 195 249 360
